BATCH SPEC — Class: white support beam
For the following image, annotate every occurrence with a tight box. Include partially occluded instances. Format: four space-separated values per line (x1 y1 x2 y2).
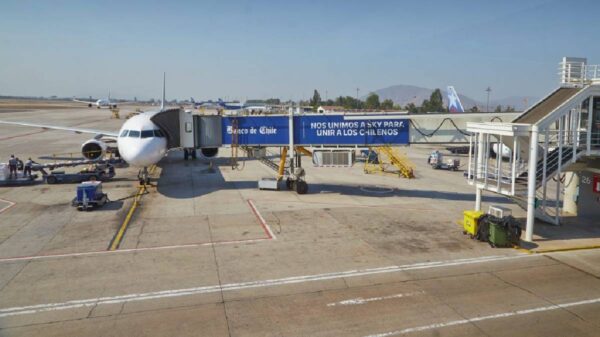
588 97 594 155
556 116 564 225
525 125 539 242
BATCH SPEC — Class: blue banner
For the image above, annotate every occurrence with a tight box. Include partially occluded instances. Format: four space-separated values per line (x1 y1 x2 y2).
221 115 409 146
293 115 408 145
222 116 289 146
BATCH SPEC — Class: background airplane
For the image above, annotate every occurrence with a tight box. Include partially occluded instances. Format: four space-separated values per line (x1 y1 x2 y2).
73 91 134 109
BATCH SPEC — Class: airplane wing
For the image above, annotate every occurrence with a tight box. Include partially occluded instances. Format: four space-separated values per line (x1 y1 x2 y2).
0 120 120 137
72 98 94 104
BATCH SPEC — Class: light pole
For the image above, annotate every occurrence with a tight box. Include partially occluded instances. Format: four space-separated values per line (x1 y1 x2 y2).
356 88 360 109
485 86 492 112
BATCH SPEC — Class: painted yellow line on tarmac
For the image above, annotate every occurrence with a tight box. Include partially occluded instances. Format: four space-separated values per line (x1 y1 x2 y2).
108 165 156 251
514 244 600 254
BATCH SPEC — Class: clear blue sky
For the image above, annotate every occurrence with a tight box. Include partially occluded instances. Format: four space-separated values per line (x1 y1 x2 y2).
1 0 599 102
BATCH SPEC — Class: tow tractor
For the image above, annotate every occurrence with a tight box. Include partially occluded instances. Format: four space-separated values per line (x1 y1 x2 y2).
72 181 109 211
42 164 115 184
427 150 460 171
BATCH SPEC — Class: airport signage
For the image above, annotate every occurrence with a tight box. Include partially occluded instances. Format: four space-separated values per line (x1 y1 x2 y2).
221 115 409 146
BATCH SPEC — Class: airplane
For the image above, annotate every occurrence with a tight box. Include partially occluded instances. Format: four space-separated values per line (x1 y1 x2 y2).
192 98 271 113
73 91 136 109
190 98 221 109
446 86 511 158
0 75 219 184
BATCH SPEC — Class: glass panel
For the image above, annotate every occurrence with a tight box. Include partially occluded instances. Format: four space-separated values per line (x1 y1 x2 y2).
120 130 129 137
154 130 165 137
128 130 140 138
141 130 154 138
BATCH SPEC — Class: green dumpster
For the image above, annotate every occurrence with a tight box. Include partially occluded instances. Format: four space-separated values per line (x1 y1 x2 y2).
488 221 510 248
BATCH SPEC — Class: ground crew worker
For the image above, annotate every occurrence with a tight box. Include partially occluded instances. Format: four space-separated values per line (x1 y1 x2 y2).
24 158 33 177
8 155 17 179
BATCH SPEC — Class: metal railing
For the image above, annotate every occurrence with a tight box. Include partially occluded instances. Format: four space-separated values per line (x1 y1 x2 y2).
560 62 600 85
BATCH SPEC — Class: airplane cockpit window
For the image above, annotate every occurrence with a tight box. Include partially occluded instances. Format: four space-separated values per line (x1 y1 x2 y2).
120 130 129 137
153 130 165 137
128 130 141 138
141 130 154 138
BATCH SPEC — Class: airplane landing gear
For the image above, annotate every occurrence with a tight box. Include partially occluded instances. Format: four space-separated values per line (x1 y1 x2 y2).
183 148 197 161
138 167 150 185
285 168 308 194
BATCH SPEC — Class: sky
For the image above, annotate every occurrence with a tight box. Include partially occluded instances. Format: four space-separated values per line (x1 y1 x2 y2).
1 0 599 103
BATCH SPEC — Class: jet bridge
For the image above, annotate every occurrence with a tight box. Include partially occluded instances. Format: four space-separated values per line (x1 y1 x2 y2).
466 56 600 242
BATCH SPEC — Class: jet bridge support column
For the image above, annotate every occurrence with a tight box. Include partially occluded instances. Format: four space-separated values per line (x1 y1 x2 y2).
284 106 308 194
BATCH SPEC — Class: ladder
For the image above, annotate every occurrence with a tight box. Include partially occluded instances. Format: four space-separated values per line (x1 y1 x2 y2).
364 146 415 178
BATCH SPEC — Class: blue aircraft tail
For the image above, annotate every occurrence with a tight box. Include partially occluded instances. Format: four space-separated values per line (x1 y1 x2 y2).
446 86 465 113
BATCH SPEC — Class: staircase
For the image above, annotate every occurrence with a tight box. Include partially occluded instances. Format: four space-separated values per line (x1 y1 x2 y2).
365 146 415 178
515 146 582 191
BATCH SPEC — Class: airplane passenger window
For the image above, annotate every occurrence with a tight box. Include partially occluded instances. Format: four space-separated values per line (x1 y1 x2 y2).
120 130 129 137
128 130 140 138
141 130 154 138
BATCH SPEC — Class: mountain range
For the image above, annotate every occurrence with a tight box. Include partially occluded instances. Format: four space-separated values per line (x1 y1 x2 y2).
369 84 539 111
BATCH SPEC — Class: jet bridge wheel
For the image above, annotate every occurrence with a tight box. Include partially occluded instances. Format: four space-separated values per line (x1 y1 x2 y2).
295 180 308 195
183 149 189 161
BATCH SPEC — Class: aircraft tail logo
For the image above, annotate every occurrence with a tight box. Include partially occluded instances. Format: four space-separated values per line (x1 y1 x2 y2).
446 86 465 113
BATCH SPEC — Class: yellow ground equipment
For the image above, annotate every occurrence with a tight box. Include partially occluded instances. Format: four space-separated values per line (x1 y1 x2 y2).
110 108 120 119
364 146 415 178
462 210 484 237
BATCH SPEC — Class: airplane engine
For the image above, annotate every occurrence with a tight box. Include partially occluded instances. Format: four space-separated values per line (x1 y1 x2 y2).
81 139 107 160
201 148 219 158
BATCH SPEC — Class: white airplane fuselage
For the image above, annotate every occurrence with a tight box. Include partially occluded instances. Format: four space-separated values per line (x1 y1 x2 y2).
116 112 168 167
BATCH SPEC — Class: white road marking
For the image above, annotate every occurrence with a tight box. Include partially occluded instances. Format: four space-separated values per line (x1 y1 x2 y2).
0 254 529 318
364 297 600 337
327 291 424 307
0 238 271 263
0 198 16 214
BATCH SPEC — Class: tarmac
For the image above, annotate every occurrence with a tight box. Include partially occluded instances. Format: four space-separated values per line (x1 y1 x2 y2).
0 102 600 336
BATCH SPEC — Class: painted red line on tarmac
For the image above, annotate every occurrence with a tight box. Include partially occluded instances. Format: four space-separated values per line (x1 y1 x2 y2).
0 198 16 214
0 199 275 263
247 199 276 239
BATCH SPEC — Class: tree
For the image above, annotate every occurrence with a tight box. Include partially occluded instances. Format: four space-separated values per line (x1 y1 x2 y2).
469 106 480 113
494 105 502 113
310 90 321 109
428 89 445 112
405 103 419 113
420 99 430 113
381 99 394 110
365 93 380 109
504 105 516 112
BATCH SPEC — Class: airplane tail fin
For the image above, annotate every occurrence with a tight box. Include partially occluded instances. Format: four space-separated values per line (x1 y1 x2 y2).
190 97 195 104
160 73 166 110
446 86 464 113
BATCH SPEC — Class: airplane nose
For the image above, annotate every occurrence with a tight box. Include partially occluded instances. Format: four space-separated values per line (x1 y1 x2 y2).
118 138 166 167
